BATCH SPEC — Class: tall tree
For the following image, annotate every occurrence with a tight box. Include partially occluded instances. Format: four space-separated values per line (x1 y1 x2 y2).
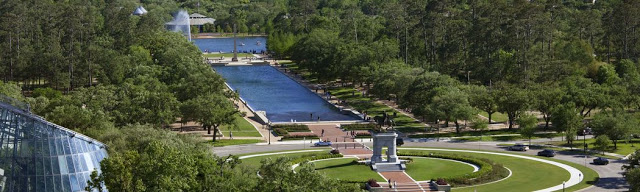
181 94 237 142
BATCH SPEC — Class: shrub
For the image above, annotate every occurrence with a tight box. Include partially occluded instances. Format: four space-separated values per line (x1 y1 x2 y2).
436 178 448 185
367 179 380 187
341 123 376 130
274 128 288 136
289 154 343 165
330 149 340 154
355 131 372 138
272 124 310 132
281 133 319 140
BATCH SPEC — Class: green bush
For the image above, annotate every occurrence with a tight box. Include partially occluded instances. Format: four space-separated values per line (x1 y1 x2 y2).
274 128 288 136
272 124 310 132
281 134 319 140
397 151 509 187
341 123 376 130
290 154 343 165
32 87 62 99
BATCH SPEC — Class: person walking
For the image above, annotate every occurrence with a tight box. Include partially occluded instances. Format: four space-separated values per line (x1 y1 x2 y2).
321 129 325 137
388 180 392 188
393 181 397 189
230 131 233 140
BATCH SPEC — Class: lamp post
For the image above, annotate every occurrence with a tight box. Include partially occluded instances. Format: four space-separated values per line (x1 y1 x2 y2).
436 119 440 142
583 129 587 166
562 181 566 192
268 120 271 145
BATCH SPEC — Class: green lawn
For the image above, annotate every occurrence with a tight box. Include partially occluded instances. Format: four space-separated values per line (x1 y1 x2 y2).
310 158 385 182
327 86 425 131
240 150 330 169
399 149 597 191
545 138 640 156
203 53 254 58
404 157 475 181
212 139 263 147
478 111 509 123
219 115 262 137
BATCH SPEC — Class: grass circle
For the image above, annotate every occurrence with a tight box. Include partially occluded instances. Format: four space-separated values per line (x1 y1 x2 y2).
404 157 477 181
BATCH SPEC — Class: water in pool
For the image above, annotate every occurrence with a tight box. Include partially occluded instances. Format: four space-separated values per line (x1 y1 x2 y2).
193 37 267 53
212 65 361 122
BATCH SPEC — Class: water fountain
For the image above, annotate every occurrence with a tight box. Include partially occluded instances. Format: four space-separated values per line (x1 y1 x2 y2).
166 10 191 41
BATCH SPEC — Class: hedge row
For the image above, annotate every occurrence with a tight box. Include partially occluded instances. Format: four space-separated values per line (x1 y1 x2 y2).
281 134 319 140
341 123 377 130
272 124 310 132
397 151 509 187
274 128 288 136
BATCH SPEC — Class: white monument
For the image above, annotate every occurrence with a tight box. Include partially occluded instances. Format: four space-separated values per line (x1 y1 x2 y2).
369 132 405 172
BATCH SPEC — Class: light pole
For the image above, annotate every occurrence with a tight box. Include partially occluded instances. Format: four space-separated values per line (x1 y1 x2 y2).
436 119 440 142
583 129 587 166
268 120 271 145
562 181 566 192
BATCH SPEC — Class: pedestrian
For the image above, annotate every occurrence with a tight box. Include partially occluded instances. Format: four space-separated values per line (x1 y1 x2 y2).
230 131 233 140
321 129 325 137
393 181 397 188
317 116 320 121
388 180 392 188
310 113 313 120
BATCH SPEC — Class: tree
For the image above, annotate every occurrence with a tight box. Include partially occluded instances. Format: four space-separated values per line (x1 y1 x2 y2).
181 94 237 142
624 168 640 192
532 84 564 130
593 135 612 155
550 103 582 145
589 112 636 149
465 85 498 123
255 157 360 192
517 114 538 146
495 83 530 129
429 86 477 133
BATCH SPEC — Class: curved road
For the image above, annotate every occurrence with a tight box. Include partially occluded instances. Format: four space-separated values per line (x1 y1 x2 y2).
212 140 629 191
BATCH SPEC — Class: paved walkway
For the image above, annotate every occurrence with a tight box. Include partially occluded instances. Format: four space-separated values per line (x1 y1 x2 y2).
378 172 426 192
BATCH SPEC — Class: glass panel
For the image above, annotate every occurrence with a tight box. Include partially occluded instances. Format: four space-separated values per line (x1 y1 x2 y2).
84 153 94 171
46 176 54 192
58 156 68 175
76 173 86 190
36 157 43 176
66 156 75 173
55 139 63 155
44 156 52 175
55 175 63 192
62 138 71 155
48 139 56 156
69 174 80 192
37 176 45 192
78 154 88 172
51 157 60 174
73 155 82 173
62 175 71 192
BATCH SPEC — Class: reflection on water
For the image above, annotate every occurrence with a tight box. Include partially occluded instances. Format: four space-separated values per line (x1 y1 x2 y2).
193 37 267 53
213 65 361 122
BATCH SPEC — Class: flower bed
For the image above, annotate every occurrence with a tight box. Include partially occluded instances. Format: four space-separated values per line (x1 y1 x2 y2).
281 132 319 140
397 151 510 187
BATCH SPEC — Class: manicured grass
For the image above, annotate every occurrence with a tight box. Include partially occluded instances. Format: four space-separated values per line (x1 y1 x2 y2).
478 111 509 123
400 149 569 191
203 53 254 58
240 150 330 169
310 158 385 182
327 86 425 131
545 138 640 156
404 157 475 181
219 115 262 137
212 139 262 147
399 148 597 192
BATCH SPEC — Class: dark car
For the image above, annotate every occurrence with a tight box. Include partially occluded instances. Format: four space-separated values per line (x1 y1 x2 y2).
593 157 610 165
314 141 332 147
537 149 556 157
396 138 404 146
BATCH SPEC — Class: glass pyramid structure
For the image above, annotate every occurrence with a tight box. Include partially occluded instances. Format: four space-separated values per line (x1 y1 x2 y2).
0 95 108 192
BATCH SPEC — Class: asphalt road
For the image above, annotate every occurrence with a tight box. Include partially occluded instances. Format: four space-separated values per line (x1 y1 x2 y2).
212 139 629 191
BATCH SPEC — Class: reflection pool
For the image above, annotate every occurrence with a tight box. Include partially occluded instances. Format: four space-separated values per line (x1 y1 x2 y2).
212 65 361 122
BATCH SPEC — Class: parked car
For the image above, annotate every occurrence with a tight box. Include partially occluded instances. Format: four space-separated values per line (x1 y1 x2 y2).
593 157 610 165
537 149 556 157
396 138 404 146
314 141 332 147
508 143 529 151
577 127 593 136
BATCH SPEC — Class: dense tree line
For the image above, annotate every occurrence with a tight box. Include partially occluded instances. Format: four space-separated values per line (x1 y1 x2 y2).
265 0 640 145
0 0 359 191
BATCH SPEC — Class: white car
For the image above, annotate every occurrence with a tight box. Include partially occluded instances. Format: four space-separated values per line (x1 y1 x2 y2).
508 143 529 151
